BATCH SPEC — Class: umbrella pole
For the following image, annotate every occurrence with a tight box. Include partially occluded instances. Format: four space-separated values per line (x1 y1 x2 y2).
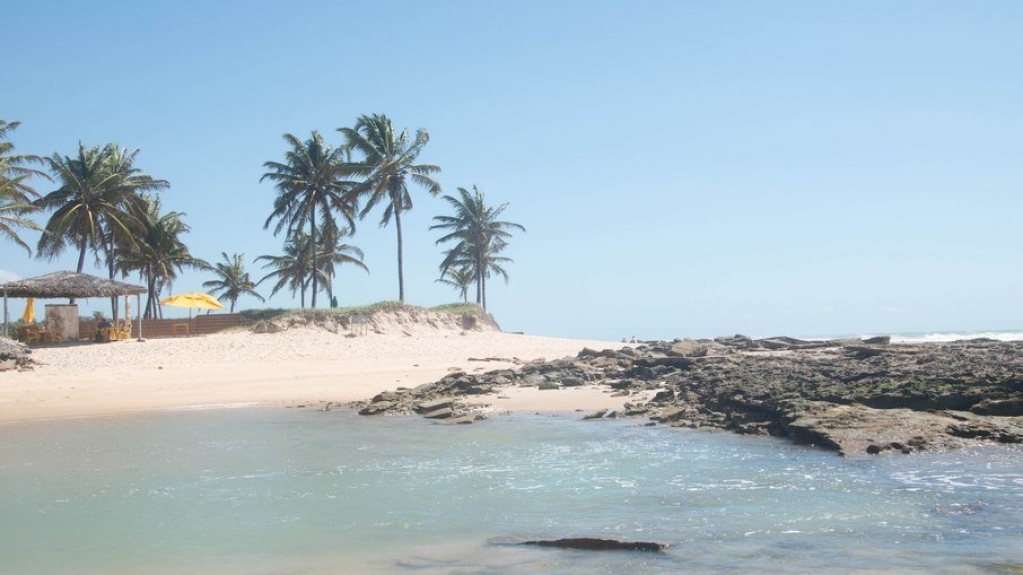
137 294 143 341
3 290 8 339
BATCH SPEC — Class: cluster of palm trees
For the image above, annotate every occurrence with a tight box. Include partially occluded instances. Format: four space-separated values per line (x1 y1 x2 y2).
1 114 525 316
1 120 205 318
262 114 442 308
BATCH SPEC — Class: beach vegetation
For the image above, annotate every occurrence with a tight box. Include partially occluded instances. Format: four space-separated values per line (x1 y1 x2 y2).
256 231 317 308
113 195 208 318
0 120 47 254
0 177 43 255
236 308 291 322
430 302 486 315
435 265 474 302
255 225 369 309
315 227 369 306
35 143 168 277
339 114 441 304
431 185 525 311
262 131 358 309
202 252 265 313
235 301 482 323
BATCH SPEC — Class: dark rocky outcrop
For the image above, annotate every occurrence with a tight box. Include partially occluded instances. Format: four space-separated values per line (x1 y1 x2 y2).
354 336 1023 455
519 538 665 552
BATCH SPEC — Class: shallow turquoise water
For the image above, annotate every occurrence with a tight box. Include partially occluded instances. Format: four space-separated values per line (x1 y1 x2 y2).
1 408 1021 574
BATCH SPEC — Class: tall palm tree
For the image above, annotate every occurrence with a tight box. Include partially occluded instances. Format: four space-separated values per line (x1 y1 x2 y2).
431 186 525 310
256 232 316 308
261 131 357 309
0 120 48 253
35 143 167 274
435 265 474 302
202 252 265 313
115 195 207 318
339 113 441 303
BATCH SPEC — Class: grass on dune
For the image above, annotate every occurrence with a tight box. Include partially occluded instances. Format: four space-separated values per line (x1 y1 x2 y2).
237 301 486 322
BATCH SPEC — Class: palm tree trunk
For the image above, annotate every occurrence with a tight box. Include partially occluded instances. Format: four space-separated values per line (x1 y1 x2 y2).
145 271 157 319
475 250 483 306
107 235 118 322
76 243 87 273
394 204 405 303
309 206 318 308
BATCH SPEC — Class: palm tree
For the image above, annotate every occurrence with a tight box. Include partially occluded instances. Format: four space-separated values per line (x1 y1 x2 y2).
0 119 49 203
115 195 207 318
256 232 316 308
261 131 357 309
317 228 369 305
339 113 441 303
431 186 525 310
0 177 43 254
35 143 167 274
0 120 48 253
202 252 265 313
435 265 474 302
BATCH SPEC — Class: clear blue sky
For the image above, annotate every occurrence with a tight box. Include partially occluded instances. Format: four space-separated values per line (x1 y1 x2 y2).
4 1 1022 340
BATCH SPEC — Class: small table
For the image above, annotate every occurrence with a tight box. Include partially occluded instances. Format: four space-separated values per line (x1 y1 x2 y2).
171 323 190 337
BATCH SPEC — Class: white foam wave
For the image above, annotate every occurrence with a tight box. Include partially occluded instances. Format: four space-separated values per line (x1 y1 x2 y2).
884 331 1023 343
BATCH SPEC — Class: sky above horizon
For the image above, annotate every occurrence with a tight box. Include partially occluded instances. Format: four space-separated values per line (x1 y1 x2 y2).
3 1 1022 341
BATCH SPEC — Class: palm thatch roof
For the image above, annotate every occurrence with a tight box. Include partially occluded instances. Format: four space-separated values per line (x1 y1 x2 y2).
0 271 146 298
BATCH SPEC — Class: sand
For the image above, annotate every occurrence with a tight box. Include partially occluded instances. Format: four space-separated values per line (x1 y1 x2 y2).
0 328 634 422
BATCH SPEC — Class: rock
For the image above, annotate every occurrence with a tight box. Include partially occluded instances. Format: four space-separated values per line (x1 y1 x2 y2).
358 400 394 415
0 338 31 369
582 409 608 420
441 415 476 425
372 390 402 402
416 398 454 413
756 338 793 351
864 336 891 345
352 334 1023 455
668 339 707 357
519 538 665 552
422 407 454 419
970 397 1023 416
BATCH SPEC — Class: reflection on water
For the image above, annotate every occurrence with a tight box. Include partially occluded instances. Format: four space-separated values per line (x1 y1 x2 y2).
1 408 1021 574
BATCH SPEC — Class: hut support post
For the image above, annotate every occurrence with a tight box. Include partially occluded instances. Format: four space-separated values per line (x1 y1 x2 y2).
3 290 8 338
136 294 143 341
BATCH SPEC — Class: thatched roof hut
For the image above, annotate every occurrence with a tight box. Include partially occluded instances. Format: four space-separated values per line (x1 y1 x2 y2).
0 271 146 298
2 271 148 341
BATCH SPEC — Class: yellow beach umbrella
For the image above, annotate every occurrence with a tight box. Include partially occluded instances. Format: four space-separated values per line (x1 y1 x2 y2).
159 292 225 318
22 297 35 323
160 292 225 310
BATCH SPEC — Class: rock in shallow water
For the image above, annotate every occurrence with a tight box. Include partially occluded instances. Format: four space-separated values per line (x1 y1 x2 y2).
519 538 665 552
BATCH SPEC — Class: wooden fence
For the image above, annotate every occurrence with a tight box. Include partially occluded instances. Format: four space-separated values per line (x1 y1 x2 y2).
79 313 254 340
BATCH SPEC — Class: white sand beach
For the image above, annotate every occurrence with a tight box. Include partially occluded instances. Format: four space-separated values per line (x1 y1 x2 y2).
1 328 632 422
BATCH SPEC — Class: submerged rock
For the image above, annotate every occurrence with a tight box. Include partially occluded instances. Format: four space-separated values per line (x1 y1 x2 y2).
519 538 665 552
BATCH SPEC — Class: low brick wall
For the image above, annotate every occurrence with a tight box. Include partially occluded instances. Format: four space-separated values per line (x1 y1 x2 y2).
79 313 254 340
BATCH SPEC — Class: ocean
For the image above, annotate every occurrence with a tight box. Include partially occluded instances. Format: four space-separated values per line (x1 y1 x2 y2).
844 330 1023 344
1 407 1021 574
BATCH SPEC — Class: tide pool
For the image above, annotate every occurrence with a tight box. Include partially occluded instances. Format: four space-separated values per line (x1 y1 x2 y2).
1 408 1021 574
